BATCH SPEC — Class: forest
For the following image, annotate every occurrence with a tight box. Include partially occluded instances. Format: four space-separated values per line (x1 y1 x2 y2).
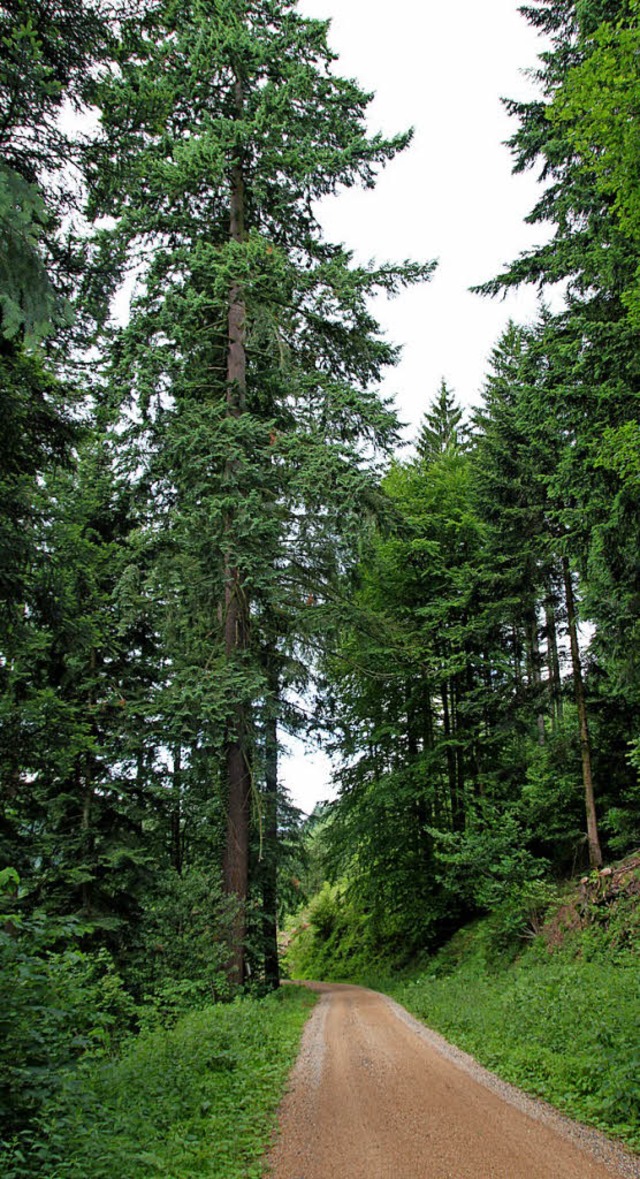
1 0 639 1173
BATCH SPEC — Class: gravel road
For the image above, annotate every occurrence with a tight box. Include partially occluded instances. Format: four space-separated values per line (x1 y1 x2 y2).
266 982 640 1179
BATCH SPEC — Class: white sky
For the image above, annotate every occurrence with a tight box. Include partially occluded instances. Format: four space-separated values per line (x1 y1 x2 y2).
281 0 554 815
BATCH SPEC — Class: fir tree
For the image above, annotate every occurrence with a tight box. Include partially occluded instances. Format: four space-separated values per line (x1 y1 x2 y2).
416 379 465 464
90 0 433 982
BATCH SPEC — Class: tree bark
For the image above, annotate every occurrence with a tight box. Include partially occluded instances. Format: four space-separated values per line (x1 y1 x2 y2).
222 67 252 987
526 607 545 746
80 763 94 916
512 624 522 704
80 645 98 916
441 679 458 830
453 678 465 830
171 745 183 876
421 682 434 754
262 685 280 990
544 594 563 728
561 557 603 869
532 614 546 747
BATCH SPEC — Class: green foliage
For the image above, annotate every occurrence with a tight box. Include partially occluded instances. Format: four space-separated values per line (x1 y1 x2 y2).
0 0 112 339
0 872 136 1147
416 378 466 463
0 344 74 617
4 0 640 1165
128 868 236 1018
285 882 393 981
0 164 60 343
549 1 640 324
1 986 316 1179
427 808 550 912
81 0 433 986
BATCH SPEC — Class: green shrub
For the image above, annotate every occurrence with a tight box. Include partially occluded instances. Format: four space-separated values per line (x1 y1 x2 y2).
285 883 392 982
1 985 316 1178
0 871 135 1146
125 867 235 1012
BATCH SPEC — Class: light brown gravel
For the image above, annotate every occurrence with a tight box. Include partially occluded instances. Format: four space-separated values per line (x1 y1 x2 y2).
265 982 640 1179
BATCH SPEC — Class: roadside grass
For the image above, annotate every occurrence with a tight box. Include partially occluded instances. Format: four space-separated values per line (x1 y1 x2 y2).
2 986 316 1179
386 942 640 1152
283 872 640 1154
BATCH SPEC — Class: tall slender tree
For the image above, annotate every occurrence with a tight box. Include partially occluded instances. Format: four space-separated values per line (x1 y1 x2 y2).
90 0 433 982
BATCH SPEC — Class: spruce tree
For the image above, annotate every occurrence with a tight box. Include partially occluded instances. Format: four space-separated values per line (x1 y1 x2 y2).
90 0 433 982
476 0 640 863
416 379 465 464
0 0 113 340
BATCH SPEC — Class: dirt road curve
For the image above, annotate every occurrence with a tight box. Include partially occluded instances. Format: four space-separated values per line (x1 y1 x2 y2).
266 983 640 1179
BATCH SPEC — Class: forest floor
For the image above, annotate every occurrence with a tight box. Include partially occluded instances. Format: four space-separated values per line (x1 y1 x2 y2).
265 982 640 1179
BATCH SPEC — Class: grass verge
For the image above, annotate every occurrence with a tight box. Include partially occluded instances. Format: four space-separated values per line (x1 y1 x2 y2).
3 985 316 1179
358 925 640 1154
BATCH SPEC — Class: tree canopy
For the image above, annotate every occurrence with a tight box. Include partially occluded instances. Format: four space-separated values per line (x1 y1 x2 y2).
1 1 639 1167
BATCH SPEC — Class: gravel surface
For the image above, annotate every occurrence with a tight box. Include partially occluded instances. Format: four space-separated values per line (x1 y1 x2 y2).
265 982 640 1179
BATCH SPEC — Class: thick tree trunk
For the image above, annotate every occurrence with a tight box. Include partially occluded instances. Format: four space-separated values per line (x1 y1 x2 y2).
544 593 563 727
262 692 280 990
561 557 603 869
171 745 183 876
222 69 252 987
441 679 459 830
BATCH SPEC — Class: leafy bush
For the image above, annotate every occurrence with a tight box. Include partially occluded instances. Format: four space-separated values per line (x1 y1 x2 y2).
285 883 392 982
0 870 136 1147
427 805 550 912
1 985 316 1178
126 867 235 1015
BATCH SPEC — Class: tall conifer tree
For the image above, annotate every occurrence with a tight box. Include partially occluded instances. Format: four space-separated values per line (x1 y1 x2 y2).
91 0 433 981
416 379 465 463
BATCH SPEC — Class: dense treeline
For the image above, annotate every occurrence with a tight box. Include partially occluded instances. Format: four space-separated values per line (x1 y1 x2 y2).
310 0 640 963
0 0 429 1159
2 0 640 1168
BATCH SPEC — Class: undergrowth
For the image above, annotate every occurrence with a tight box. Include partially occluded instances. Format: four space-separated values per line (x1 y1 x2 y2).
1 986 316 1179
390 939 640 1152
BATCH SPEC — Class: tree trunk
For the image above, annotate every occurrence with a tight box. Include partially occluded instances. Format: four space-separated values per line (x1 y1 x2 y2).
171 745 183 876
421 682 434 754
561 557 603 869
453 678 465 830
532 613 546 747
80 763 94 916
544 595 563 727
222 68 252 987
406 681 418 760
526 606 545 746
262 686 280 991
81 645 98 915
512 624 523 705
441 679 458 830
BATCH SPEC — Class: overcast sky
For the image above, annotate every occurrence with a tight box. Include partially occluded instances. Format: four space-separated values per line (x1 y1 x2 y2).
303 0 551 416
280 0 552 813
